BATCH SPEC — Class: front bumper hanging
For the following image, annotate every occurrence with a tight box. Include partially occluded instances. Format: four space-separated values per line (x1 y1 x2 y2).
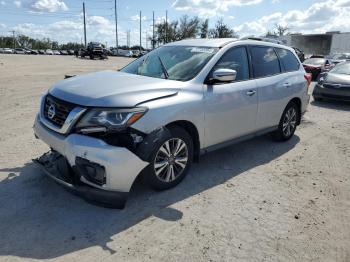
34 151 128 209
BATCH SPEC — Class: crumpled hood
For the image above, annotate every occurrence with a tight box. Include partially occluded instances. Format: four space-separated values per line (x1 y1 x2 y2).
49 70 182 107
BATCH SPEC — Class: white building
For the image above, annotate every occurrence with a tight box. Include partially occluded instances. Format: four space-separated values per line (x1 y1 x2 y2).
280 32 350 56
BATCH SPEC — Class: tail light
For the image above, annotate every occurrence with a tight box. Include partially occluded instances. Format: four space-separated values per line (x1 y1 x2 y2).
304 73 312 88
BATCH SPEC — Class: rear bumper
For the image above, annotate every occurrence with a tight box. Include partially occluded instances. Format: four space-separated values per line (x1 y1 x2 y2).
313 84 350 101
33 114 149 207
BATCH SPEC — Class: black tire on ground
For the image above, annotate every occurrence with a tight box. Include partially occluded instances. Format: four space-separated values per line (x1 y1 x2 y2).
272 101 300 142
144 126 193 191
90 55 94 60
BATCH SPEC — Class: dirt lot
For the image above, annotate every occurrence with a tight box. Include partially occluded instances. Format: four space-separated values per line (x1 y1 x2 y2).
0 54 349 262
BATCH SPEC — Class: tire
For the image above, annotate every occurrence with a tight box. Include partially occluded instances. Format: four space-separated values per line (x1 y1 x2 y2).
144 126 193 191
272 102 300 142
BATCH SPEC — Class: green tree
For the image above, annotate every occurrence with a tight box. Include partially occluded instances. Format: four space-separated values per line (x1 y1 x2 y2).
209 18 238 38
200 19 209 38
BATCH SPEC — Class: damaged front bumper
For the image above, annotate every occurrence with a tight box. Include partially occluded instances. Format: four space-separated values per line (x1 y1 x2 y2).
33 115 149 208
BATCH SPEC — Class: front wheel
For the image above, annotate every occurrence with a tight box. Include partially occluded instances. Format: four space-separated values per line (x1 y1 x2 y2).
272 102 299 141
144 127 193 191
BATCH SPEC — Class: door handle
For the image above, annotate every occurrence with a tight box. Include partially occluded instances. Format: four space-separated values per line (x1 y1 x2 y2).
246 90 256 96
283 82 292 88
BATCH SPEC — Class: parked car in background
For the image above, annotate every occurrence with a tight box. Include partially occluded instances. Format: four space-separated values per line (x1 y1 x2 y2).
313 61 350 101
111 48 133 57
33 39 310 208
38 49 46 55
52 50 60 55
292 47 305 62
303 58 332 80
2 48 13 54
30 49 39 55
328 53 350 65
60 50 68 55
14 48 26 54
132 50 141 57
68 50 74 55
45 49 53 55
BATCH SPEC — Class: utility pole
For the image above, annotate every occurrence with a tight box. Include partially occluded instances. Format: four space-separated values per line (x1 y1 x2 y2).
152 11 155 49
83 2 87 47
165 10 168 43
9 30 15 49
114 0 118 54
139 10 142 52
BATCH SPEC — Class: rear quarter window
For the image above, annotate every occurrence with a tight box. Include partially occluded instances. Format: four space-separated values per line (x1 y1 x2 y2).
276 48 300 72
250 46 281 78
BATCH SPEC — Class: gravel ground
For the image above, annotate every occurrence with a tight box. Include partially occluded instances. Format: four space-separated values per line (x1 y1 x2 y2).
0 54 349 262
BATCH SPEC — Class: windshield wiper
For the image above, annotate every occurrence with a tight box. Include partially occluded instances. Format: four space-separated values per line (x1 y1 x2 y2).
158 56 169 79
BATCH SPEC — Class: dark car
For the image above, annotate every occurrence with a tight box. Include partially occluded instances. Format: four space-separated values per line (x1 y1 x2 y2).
292 47 305 62
60 50 68 55
313 62 350 102
38 49 46 55
303 58 332 80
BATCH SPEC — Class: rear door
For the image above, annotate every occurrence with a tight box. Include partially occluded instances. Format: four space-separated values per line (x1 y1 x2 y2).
204 46 258 147
250 46 298 130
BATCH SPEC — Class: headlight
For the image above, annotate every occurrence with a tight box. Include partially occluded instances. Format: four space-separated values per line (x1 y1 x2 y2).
76 107 147 132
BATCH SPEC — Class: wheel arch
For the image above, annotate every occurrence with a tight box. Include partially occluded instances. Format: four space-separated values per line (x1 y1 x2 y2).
166 120 201 162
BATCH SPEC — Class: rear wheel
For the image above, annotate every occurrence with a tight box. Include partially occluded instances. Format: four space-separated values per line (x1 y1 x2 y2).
144 127 193 191
273 102 299 141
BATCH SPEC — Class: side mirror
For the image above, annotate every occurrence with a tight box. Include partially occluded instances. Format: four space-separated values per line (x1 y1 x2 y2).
210 69 237 83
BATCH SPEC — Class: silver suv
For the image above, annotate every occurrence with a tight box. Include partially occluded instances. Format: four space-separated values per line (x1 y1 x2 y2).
33 39 310 208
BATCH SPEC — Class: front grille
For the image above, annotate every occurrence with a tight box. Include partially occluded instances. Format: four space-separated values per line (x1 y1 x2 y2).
43 95 76 128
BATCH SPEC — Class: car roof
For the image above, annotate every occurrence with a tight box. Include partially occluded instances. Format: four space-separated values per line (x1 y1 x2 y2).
164 38 293 50
165 38 238 48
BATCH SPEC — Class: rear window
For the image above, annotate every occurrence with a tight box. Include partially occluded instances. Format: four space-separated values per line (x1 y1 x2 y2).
276 48 300 72
251 46 281 78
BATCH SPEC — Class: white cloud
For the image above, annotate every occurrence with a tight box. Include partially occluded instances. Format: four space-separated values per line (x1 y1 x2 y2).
172 0 263 17
30 0 68 12
1 1 6 6
13 0 68 12
234 0 350 36
0 23 6 29
130 14 147 21
14 0 21 7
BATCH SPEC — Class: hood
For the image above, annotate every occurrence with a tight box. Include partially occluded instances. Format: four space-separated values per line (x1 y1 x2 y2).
49 70 182 107
324 72 350 85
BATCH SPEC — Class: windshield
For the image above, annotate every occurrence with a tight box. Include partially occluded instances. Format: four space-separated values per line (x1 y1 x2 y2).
121 46 219 81
304 58 325 65
330 63 350 75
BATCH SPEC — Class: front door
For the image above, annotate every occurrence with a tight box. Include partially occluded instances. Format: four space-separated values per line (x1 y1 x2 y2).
203 46 258 148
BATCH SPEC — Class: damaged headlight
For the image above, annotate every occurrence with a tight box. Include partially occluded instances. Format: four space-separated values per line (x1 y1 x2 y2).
76 107 147 133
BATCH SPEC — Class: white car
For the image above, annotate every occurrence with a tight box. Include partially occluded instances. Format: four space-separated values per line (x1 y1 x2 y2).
45 49 54 55
34 38 311 208
2 48 14 54
53 50 61 55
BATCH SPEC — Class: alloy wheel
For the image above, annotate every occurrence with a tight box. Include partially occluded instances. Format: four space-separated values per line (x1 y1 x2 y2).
282 107 297 137
154 138 189 182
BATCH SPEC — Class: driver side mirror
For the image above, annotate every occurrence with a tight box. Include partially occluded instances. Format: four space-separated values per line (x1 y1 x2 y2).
209 69 237 84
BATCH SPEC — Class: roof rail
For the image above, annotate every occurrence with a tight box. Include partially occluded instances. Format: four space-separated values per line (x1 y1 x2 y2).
240 36 283 45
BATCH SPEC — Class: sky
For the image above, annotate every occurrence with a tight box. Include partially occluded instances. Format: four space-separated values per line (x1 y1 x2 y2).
0 0 350 47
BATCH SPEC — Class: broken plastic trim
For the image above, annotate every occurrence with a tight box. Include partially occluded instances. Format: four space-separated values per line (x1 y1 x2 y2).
34 151 128 209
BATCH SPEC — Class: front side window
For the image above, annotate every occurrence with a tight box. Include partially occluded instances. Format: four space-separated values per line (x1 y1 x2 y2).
121 46 219 81
276 48 300 72
212 46 250 81
251 46 281 78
